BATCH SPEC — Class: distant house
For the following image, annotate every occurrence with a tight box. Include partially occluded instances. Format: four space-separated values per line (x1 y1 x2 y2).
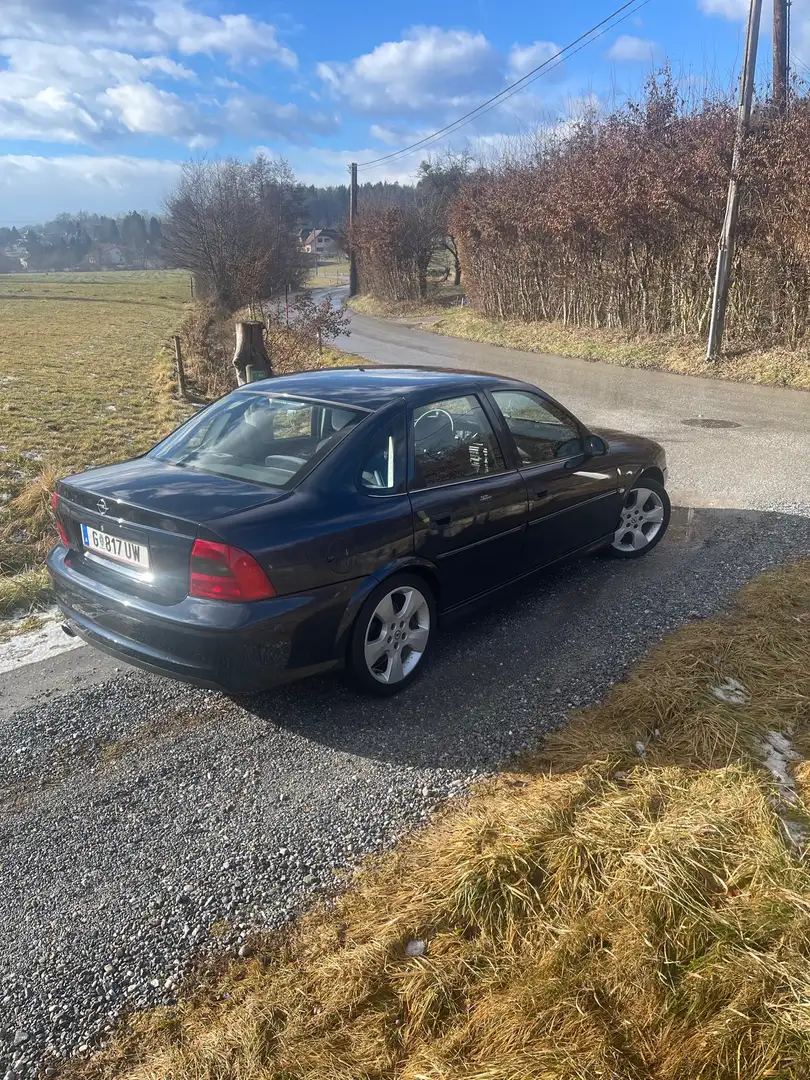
99 244 126 266
301 228 340 256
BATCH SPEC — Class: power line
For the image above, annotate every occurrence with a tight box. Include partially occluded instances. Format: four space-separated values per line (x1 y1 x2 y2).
358 0 655 171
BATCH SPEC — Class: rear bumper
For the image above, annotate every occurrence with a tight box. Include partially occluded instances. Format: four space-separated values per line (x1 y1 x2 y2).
47 545 358 693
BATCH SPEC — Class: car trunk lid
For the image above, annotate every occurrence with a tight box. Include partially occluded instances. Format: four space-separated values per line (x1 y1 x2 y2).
57 458 284 604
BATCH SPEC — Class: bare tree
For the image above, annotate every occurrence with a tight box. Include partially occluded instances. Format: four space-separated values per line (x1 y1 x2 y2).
417 150 475 286
351 196 444 302
164 155 307 312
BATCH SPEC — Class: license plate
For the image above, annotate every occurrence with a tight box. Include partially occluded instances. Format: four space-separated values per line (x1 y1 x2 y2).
80 524 150 570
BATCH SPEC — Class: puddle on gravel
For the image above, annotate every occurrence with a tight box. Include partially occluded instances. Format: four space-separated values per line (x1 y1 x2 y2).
666 506 708 547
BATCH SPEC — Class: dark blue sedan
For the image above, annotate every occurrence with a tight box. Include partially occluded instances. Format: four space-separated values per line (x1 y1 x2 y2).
48 367 669 695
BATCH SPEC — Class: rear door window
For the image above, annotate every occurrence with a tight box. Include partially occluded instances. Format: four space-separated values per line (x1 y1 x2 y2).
152 394 364 487
358 416 407 495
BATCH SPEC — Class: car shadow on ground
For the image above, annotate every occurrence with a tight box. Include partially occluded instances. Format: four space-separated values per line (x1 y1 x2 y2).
236 506 810 772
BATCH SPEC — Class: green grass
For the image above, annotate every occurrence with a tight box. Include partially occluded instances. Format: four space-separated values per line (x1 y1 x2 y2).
0 270 192 615
306 258 350 287
349 290 810 390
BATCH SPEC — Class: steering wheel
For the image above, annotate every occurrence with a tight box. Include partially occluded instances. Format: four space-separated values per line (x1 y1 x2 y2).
414 408 455 434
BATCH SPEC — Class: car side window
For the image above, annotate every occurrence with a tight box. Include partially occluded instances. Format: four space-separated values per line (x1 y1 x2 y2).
492 390 582 466
412 394 505 489
358 416 406 495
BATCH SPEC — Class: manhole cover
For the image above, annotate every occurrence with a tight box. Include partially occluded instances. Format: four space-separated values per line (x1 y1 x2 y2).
681 417 741 429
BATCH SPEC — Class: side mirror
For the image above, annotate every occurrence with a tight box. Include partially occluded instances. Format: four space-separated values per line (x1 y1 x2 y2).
586 435 608 457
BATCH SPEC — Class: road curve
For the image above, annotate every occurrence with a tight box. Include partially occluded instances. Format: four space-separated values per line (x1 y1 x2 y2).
330 287 810 515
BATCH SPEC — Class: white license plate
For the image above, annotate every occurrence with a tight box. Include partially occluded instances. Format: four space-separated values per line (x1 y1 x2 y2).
80 524 150 570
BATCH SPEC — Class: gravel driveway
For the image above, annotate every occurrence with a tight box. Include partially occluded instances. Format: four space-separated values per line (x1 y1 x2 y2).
2 504 810 1075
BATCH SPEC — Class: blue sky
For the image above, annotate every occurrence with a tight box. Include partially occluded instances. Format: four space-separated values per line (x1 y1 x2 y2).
1 0 807 222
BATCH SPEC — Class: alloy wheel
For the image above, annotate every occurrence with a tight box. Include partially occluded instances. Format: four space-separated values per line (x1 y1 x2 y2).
612 486 665 553
363 585 431 685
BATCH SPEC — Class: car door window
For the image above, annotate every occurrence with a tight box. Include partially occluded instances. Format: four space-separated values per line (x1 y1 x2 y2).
358 416 406 495
492 390 582 466
412 395 505 489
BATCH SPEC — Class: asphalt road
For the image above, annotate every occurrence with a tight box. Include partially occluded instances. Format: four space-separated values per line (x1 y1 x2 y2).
2 306 810 1075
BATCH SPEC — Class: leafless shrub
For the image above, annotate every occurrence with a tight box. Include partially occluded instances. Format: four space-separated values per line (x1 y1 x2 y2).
452 70 810 351
351 197 444 302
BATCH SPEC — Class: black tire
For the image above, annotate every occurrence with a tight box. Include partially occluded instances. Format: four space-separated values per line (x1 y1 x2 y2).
606 477 671 559
346 573 437 696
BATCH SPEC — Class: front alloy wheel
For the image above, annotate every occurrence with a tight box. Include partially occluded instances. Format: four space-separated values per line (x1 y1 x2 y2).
609 479 670 559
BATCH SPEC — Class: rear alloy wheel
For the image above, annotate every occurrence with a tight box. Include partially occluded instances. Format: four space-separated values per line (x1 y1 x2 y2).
608 478 670 559
348 574 436 695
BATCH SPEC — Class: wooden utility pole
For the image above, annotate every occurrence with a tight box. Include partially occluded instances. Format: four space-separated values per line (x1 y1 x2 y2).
706 0 764 362
348 162 359 297
773 0 789 114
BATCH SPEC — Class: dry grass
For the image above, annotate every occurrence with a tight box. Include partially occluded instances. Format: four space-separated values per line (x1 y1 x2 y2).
63 560 810 1080
0 271 192 613
349 293 810 391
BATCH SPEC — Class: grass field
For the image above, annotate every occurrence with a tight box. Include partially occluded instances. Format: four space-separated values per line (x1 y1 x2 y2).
0 270 192 616
64 558 810 1080
306 258 350 287
349 292 810 391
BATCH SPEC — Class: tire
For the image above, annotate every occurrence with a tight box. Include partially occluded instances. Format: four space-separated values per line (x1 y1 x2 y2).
607 477 671 559
347 573 437 696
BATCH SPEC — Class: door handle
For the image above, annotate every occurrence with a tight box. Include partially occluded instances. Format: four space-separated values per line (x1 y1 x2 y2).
534 489 549 500
433 514 452 528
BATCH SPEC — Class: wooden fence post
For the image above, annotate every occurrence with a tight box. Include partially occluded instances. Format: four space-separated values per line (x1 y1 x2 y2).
173 335 187 399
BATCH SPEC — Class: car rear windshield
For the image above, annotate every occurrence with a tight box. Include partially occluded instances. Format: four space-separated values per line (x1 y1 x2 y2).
151 392 365 488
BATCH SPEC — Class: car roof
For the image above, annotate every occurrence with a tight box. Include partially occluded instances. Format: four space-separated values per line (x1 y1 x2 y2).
237 365 526 411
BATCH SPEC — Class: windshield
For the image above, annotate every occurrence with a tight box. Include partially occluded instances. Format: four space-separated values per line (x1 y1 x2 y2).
151 392 365 488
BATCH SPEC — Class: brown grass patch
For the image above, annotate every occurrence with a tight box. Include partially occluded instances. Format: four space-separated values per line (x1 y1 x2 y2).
61 560 810 1080
349 293 810 391
0 271 192 615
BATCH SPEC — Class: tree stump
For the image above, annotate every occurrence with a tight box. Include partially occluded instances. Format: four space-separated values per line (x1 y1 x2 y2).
232 321 270 385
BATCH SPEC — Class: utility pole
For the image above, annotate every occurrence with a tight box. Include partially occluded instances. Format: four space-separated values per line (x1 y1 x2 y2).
706 0 763 362
348 162 359 297
773 0 789 114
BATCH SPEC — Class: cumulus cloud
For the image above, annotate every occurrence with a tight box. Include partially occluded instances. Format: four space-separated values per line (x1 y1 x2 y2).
3 0 297 66
507 40 558 77
317 26 504 114
605 35 659 62
100 83 209 142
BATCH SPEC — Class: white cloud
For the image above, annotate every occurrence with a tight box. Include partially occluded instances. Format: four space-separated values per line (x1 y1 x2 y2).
0 153 181 220
100 83 207 142
606 35 659 62
508 40 558 77
697 0 748 16
151 6 297 67
317 26 503 114
3 0 297 66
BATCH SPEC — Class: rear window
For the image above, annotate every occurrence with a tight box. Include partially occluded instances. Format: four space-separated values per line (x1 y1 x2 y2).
151 393 364 487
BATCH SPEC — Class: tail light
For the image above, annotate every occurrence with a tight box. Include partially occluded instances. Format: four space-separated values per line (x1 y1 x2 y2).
51 490 69 546
189 539 275 602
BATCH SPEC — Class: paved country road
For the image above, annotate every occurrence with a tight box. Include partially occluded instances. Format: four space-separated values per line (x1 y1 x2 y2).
1 306 810 1077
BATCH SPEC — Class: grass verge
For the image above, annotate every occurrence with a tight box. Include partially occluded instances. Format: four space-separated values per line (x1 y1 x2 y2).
0 271 192 615
64 559 810 1080
349 292 810 390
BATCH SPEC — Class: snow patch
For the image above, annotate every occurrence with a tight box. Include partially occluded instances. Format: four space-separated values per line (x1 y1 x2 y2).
759 730 809 850
0 615 85 675
712 678 749 704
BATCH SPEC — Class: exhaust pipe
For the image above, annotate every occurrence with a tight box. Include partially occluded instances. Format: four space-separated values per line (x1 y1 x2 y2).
61 623 77 638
